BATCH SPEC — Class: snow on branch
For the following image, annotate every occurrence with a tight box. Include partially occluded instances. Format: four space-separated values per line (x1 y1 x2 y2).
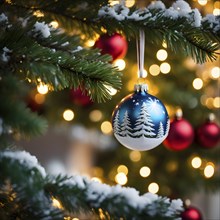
0 150 183 219
98 0 219 32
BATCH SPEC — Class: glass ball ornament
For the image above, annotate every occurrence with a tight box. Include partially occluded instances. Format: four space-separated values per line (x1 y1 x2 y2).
112 84 170 151
181 206 203 220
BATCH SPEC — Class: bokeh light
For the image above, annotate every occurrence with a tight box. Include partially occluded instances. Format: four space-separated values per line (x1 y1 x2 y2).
117 165 128 175
156 49 168 61
139 166 151 177
213 97 220 108
129 151 141 162
63 109 74 121
191 156 202 169
89 110 103 122
149 64 160 76
160 62 171 74
148 182 159 194
113 59 126 70
211 67 220 79
37 84 49 95
198 0 207 6
192 78 203 90
115 172 127 185
101 121 112 134
204 163 215 178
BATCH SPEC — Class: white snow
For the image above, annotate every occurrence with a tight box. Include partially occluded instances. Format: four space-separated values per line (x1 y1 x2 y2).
114 134 167 151
148 1 166 10
1 151 46 177
192 9 202 27
61 41 69 47
172 0 192 15
72 46 83 53
165 199 183 216
0 13 8 22
1 47 12 62
33 21 51 38
61 175 86 189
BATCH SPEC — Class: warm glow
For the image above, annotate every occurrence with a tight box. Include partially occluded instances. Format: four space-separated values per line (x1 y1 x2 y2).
211 67 220 79
113 59 126 70
104 85 117 96
214 1 220 8
37 84 48 94
213 97 220 108
198 0 207 6
50 21 59 28
109 0 119 6
33 10 44 17
137 69 148 78
89 110 103 122
139 166 151 177
34 94 45 104
148 182 159 194
101 121 112 134
213 8 220 16
192 78 203 90
162 41 167 48
149 64 160 76
191 156 202 169
160 62 171 74
156 49 168 61
204 163 215 178
129 151 141 162
117 165 128 175
91 177 102 183
205 97 214 109
115 172 127 185
85 39 95 47
125 0 135 7
52 198 62 209
63 109 74 121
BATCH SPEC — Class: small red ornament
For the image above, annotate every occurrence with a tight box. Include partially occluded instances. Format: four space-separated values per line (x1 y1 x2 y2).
181 206 203 220
94 33 127 61
163 110 194 151
196 114 220 148
70 88 93 107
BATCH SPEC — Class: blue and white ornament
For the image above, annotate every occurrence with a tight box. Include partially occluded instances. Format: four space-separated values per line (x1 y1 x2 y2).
112 84 170 151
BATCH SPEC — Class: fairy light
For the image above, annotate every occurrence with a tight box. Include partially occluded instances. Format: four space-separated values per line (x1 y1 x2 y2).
115 172 127 185
213 97 220 108
192 78 203 90
129 151 141 162
149 64 160 76
109 0 119 6
191 156 202 169
213 8 220 16
101 121 112 134
125 0 135 7
52 197 62 209
139 166 151 177
89 110 103 122
198 0 207 6
204 163 215 178
91 177 102 183
63 109 74 121
211 67 220 79
33 10 44 17
148 182 159 194
113 59 126 71
117 165 128 175
85 39 95 47
37 84 48 94
156 49 168 61
50 21 59 28
160 62 171 74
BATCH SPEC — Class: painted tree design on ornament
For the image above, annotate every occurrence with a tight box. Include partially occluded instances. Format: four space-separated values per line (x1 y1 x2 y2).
113 110 121 135
121 110 132 137
165 119 170 135
134 102 156 138
157 122 164 138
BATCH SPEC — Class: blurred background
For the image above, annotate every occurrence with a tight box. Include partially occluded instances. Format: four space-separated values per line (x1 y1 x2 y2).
15 0 220 219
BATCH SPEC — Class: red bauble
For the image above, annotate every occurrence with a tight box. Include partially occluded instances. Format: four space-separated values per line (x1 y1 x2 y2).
163 117 194 151
181 207 203 220
70 88 93 107
95 33 127 61
196 121 220 148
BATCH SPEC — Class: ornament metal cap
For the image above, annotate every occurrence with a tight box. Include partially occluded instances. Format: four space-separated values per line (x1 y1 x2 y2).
134 84 148 92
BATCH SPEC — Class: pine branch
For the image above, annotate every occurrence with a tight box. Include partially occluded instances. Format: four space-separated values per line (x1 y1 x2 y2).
0 150 184 220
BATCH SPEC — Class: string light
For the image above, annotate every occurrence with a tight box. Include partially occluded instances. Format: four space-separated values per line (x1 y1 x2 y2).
113 59 126 71
156 49 168 61
89 110 103 122
160 62 171 74
192 78 203 90
63 109 74 121
139 166 151 178
213 97 220 108
149 64 160 76
129 151 141 162
52 197 62 209
211 67 220 79
198 0 207 6
115 172 127 185
204 163 215 178
117 165 128 175
191 156 202 169
101 121 112 134
148 182 159 194
37 84 49 94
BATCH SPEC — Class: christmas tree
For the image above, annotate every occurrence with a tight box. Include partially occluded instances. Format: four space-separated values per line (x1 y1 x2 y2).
0 0 219 219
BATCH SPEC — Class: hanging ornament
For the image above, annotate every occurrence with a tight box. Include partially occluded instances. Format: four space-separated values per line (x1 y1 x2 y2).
112 30 169 151
196 113 220 148
163 109 194 151
181 206 203 220
94 33 127 61
70 88 93 107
